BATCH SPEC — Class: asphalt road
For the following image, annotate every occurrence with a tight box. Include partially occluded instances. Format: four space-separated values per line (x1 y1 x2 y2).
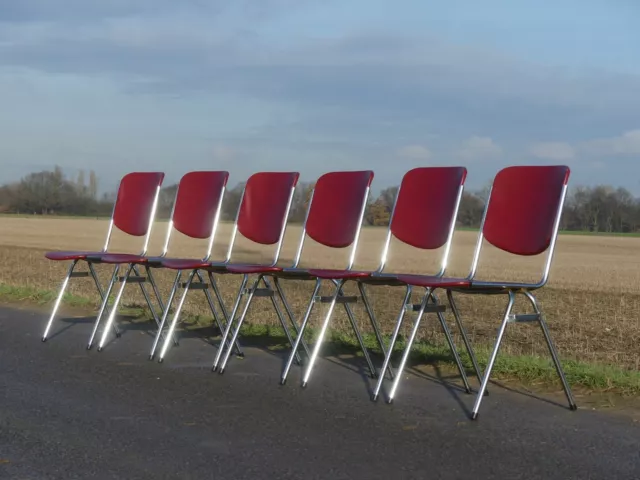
0 306 638 480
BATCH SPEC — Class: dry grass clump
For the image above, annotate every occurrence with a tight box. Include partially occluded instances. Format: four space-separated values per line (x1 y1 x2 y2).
1 216 639 370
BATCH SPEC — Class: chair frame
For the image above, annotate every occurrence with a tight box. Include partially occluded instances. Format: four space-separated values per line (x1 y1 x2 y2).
270 170 398 389
452 165 576 419
155 172 307 368
382 165 577 419
94 171 240 356
367 166 483 403
42 172 165 345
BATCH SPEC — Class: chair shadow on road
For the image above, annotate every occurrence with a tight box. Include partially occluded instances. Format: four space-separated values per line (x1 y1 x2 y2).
116 316 472 414
49 314 569 414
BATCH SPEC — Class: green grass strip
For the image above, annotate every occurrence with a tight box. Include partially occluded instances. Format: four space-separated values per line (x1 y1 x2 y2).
1 283 638 395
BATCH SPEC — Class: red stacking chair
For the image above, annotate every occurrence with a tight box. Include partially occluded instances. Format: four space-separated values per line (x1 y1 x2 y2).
229 170 396 388
153 171 303 365
454 165 576 419
213 170 387 376
42 171 165 343
382 165 577 420
361 166 482 402
92 171 237 355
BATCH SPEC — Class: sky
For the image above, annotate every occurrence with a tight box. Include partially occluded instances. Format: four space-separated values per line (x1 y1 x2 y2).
0 0 639 194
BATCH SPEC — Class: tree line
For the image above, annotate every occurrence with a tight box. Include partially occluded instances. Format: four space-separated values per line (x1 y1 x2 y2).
0 167 638 233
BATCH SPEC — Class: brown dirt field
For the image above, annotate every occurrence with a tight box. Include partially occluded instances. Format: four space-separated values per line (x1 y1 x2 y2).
1 216 639 370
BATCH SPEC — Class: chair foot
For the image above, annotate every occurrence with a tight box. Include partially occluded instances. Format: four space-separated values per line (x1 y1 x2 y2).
218 367 226 375
41 337 47 343
115 332 121 338
371 393 379 402
211 366 217 372
386 398 394 405
569 403 578 411
279 378 287 386
86 344 92 350
471 412 479 420
148 355 154 361
235 352 245 359
97 346 103 352
158 358 164 364
301 381 307 388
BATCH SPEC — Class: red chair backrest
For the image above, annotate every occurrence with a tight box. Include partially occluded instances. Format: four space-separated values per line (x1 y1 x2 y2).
306 171 374 248
390 166 466 250
112 172 165 236
237 172 300 245
172 171 229 239
483 165 570 256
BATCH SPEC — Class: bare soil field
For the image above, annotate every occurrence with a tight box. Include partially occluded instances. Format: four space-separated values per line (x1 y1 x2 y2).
1 216 639 370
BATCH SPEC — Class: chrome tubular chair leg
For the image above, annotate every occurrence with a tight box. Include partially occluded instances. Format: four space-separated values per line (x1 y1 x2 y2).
340 290 377 379
42 260 78 342
263 278 304 366
149 271 182 360
301 280 344 388
280 280 322 385
208 272 244 357
433 302 472 394
371 286 412 401
523 291 577 411
446 289 484 390
387 289 431 404
87 264 120 350
145 266 165 313
144 266 177 346
157 270 197 363
97 264 135 351
153 266 179 348
358 283 395 380
272 277 311 359
199 271 243 357
133 265 162 327
471 290 516 420
218 276 261 374
212 275 249 371
88 263 119 337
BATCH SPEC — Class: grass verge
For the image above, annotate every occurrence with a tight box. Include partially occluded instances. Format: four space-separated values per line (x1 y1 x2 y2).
2 282 639 396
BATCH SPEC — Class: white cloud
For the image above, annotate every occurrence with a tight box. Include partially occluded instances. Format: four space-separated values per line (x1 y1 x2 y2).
211 144 236 161
530 141 575 160
0 1 639 191
456 135 502 160
397 144 431 160
583 129 640 156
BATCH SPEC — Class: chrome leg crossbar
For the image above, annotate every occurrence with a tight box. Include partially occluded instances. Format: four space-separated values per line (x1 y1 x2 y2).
470 289 577 420
152 269 244 363
87 263 175 352
213 274 311 374
279 279 399 388
371 287 481 404
42 260 120 342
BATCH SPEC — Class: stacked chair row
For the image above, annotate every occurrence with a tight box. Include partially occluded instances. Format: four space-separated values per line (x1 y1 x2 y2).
42 166 577 420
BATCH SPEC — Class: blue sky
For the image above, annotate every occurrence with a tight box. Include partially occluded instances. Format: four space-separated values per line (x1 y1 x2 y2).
0 0 638 194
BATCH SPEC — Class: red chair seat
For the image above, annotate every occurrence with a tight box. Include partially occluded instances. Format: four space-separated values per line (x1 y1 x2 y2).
306 268 371 280
45 251 107 261
158 258 227 271
99 253 151 264
448 281 530 294
226 265 284 274
394 274 470 288
269 268 311 279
